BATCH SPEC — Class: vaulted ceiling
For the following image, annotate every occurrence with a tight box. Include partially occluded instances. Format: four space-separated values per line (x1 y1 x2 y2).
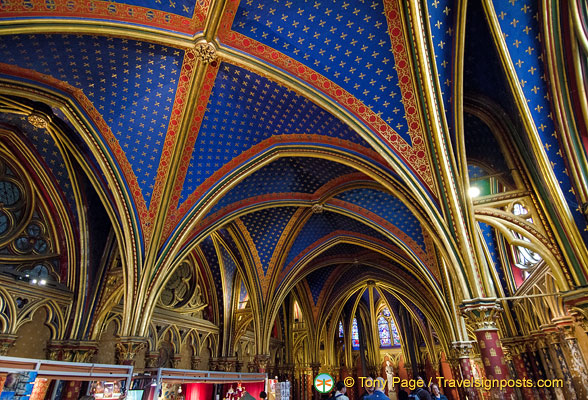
1 0 580 343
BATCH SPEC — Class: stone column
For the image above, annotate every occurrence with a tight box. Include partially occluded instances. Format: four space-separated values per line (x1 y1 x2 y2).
403 363 413 380
309 362 321 400
0 334 17 356
524 338 551 400
535 333 565 400
446 356 466 400
545 329 577 399
501 347 522 400
116 337 147 365
191 356 201 370
560 323 588 400
461 300 513 400
284 362 296 384
452 342 480 400
502 339 537 400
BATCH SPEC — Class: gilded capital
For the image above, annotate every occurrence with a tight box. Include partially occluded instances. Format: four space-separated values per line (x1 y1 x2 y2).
116 337 147 365
0 334 17 356
451 341 474 359
253 354 271 371
460 299 502 331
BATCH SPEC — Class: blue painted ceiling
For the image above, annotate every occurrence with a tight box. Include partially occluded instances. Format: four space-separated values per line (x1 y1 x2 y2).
467 164 488 180
232 0 412 145
117 0 196 17
465 0 588 244
486 0 588 243
283 210 392 269
334 187 425 250
204 156 357 218
306 265 338 305
464 112 511 180
0 34 184 206
0 112 78 223
478 222 508 294
180 61 370 203
427 0 455 131
240 206 297 275
314 243 370 260
2 0 582 320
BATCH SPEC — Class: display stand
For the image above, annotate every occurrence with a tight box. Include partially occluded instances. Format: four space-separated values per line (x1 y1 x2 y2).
0 356 133 400
136 368 266 400
267 378 290 400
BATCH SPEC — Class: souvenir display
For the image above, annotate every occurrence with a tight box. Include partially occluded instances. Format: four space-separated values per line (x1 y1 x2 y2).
0 372 37 400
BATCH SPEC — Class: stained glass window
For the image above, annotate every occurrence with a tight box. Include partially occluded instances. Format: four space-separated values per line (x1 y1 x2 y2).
352 318 360 350
390 319 401 346
378 316 391 347
338 321 344 338
382 307 391 317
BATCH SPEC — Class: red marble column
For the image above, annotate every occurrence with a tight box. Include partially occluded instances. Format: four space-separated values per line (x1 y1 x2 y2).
446 358 464 400
461 301 514 400
503 341 536 400
453 342 479 400
474 329 513 397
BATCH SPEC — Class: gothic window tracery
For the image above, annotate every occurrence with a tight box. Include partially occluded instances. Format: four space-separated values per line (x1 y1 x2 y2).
351 317 360 350
378 316 391 347
158 259 207 318
0 156 59 283
508 202 543 284
378 307 401 347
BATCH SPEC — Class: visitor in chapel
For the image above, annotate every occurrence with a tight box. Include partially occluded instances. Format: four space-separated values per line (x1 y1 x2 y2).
366 377 390 399
359 377 375 399
409 377 432 400
331 381 350 400
429 384 448 400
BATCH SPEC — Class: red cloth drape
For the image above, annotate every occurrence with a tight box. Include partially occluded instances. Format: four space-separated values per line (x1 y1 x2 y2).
221 382 265 399
183 383 214 400
243 381 265 398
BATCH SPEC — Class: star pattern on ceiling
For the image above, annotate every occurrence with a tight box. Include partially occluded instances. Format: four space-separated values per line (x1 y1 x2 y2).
306 264 338 305
0 34 185 209
490 0 588 242
240 207 297 275
0 0 209 33
178 62 369 203
221 0 436 192
333 187 425 249
282 211 393 272
427 0 454 130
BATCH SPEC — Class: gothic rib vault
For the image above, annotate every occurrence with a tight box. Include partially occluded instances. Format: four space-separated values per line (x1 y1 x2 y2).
0 0 588 399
